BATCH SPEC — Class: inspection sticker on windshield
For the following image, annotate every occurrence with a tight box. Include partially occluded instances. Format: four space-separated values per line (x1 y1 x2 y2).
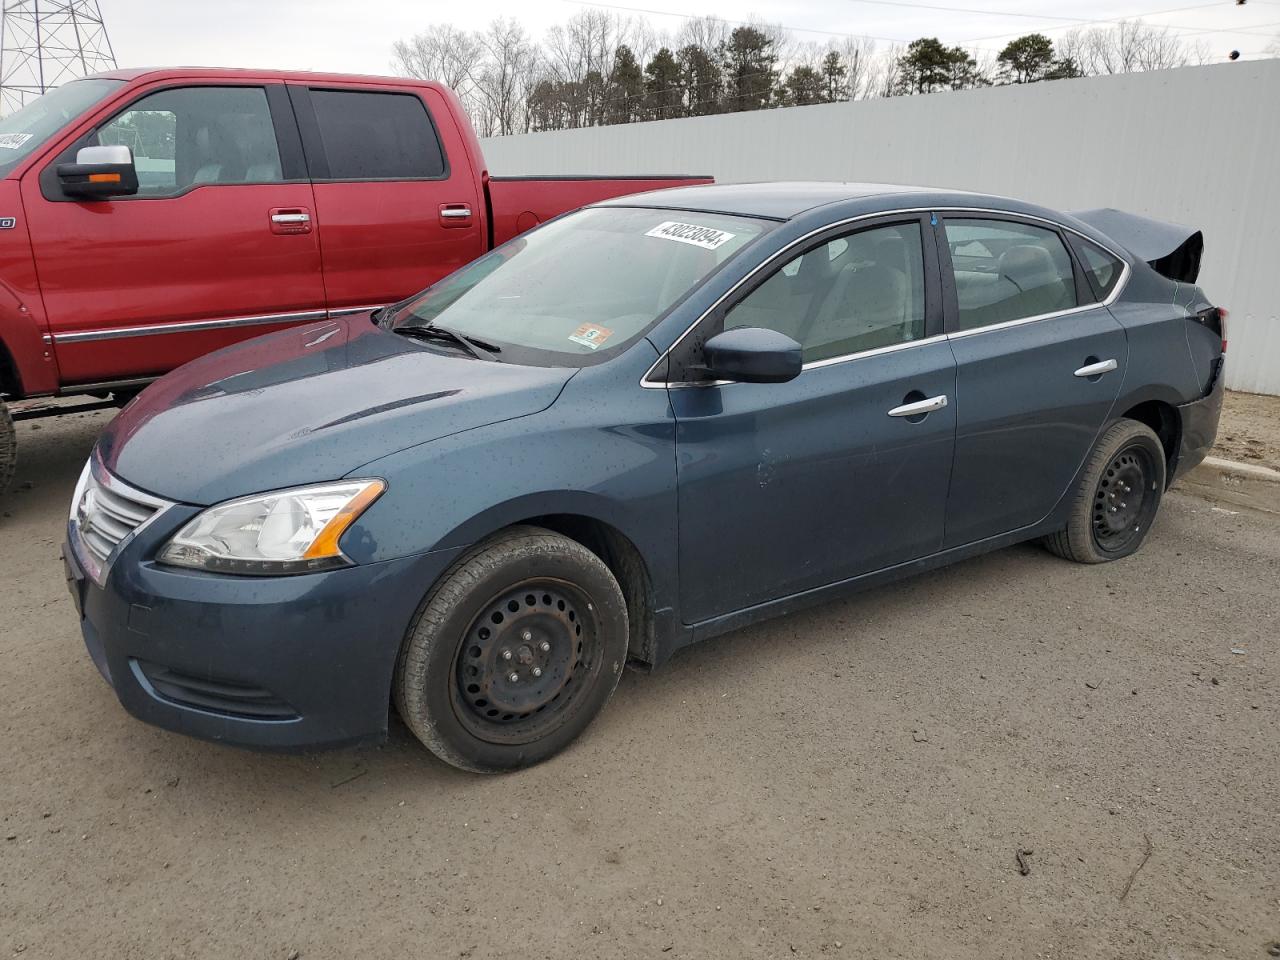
644 220 736 251
0 133 33 150
568 323 614 350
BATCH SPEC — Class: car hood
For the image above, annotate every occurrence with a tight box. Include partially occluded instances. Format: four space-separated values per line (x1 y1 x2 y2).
99 315 574 505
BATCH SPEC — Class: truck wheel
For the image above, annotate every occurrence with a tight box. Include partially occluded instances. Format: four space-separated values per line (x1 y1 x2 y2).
394 525 629 773
1042 419 1166 564
0 400 15 496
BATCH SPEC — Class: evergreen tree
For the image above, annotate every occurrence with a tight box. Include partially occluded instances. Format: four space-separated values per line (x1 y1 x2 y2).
606 44 645 123
676 43 722 116
644 47 684 120
997 33 1056 83
820 50 848 101
781 65 825 106
722 26 778 112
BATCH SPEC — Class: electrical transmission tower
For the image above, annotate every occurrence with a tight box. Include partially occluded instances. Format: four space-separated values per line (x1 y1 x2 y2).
0 1 117 115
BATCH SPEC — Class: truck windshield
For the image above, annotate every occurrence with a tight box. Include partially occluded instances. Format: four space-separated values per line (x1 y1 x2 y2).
0 78 125 176
390 206 771 366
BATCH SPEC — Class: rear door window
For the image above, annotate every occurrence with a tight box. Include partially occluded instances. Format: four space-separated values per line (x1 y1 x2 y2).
308 89 445 180
1070 236 1125 301
944 218 1078 331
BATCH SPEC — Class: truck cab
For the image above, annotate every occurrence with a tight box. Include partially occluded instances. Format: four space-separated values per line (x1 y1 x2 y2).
0 67 710 492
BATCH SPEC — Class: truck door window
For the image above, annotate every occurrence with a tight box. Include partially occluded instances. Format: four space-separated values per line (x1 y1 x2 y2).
95 86 283 197
308 90 445 181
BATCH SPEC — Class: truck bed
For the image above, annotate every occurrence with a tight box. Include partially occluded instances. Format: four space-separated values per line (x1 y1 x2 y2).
486 175 714 247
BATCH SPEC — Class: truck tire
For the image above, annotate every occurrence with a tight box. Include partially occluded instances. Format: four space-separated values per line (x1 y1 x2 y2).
1042 419 1166 564
394 525 629 773
0 400 15 496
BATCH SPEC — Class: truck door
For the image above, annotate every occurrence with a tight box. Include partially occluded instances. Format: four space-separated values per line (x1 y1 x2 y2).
286 83 486 312
24 81 326 386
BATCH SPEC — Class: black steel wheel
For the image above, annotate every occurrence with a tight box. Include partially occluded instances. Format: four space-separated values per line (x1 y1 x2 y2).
451 578 602 745
394 526 628 773
1090 444 1160 554
1043 418 1167 564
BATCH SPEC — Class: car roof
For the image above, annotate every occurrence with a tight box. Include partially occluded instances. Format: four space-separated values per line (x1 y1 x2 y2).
86 66 444 89
596 180 996 221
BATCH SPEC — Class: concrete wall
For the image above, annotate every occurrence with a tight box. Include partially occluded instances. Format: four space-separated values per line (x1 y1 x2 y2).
482 61 1280 395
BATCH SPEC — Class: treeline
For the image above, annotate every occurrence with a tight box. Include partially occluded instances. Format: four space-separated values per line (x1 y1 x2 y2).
391 12 1212 137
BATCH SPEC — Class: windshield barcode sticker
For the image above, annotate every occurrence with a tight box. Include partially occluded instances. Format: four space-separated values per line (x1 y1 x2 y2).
0 133 34 150
645 221 736 251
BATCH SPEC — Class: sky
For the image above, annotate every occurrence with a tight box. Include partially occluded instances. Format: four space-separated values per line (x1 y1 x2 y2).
100 0 1280 73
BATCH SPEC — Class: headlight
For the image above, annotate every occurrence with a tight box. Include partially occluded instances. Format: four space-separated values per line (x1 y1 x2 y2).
157 479 385 576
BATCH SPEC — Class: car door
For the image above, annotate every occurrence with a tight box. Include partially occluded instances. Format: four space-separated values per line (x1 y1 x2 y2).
667 216 957 624
937 214 1128 548
25 81 325 385
286 84 486 314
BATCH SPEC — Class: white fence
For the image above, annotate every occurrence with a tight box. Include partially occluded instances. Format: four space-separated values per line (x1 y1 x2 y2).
482 60 1280 395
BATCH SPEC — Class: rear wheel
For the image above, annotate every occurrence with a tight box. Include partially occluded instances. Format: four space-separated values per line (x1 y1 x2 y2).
0 400 15 496
1043 419 1166 564
394 526 629 773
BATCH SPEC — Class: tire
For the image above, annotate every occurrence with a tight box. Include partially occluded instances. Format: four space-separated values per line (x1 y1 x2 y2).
0 400 15 497
1042 418 1167 564
394 525 629 773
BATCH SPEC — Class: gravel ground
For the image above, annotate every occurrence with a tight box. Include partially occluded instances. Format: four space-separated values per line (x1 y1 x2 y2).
1215 391 1280 472
2 408 1277 960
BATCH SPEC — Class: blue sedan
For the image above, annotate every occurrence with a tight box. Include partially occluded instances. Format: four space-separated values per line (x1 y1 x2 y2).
64 183 1225 771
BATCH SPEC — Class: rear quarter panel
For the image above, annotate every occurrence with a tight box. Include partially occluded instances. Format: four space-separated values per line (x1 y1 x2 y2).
1107 266 1209 411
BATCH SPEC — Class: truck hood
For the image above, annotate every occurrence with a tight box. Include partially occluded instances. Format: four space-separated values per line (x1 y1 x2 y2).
99 315 574 505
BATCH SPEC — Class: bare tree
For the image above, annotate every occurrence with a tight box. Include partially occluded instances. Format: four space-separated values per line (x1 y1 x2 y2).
391 23 485 114
834 36 879 100
472 18 539 137
1060 20 1194 76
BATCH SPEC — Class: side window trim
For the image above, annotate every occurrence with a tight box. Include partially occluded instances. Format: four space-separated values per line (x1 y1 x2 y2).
938 212 1090 336
674 213 937 378
287 84 451 184
39 81 301 202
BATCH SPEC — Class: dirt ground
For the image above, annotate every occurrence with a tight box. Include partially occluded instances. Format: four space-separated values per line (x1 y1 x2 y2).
2 407 1278 960
1215 390 1280 471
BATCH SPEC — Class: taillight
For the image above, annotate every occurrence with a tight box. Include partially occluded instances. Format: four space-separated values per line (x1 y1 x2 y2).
1194 306 1227 354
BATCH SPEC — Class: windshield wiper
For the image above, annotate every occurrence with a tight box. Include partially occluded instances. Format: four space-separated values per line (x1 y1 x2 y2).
394 324 501 361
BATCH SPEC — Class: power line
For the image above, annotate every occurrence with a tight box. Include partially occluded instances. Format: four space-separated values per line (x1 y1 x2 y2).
956 0 1279 42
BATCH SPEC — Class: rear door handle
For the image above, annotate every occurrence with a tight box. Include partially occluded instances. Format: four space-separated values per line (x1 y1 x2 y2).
269 207 312 235
439 203 473 227
888 394 948 417
1074 358 1118 378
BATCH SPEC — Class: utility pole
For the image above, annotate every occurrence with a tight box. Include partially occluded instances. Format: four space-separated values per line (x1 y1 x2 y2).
0 1 117 115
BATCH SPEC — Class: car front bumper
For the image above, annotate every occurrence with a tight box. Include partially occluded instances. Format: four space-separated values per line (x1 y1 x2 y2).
64 518 464 752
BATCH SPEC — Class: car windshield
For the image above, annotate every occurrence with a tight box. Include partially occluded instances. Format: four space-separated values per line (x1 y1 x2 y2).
0 78 125 176
390 206 771 365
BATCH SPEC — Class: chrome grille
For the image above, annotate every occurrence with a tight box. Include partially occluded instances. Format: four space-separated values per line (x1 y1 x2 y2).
71 461 170 585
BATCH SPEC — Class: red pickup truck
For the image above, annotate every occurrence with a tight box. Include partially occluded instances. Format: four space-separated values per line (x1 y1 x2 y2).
0 67 710 491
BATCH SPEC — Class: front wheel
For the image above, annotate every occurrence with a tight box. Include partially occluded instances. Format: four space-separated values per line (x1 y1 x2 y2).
1042 419 1167 564
394 526 629 773
0 400 15 497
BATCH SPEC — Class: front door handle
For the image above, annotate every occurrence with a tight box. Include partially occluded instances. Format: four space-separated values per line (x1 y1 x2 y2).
1074 358 1118 378
888 394 948 418
269 207 312 235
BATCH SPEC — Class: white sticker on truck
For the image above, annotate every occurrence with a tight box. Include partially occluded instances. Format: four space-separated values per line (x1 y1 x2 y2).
0 133 34 149
644 220 736 251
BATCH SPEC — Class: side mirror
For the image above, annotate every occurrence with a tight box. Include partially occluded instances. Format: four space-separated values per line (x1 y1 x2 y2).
57 144 139 199
702 327 802 384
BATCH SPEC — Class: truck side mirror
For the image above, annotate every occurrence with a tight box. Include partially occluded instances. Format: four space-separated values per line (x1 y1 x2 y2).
57 145 139 199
